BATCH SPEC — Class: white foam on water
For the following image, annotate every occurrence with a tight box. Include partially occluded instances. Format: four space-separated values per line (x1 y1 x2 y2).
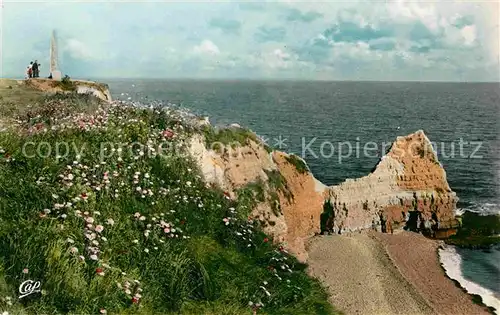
439 245 500 314
456 202 500 216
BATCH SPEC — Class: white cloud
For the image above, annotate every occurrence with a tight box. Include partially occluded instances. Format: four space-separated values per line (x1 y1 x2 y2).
461 25 477 46
193 40 220 56
64 39 97 60
2 0 498 80
329 41 375 62
262 48 308 70
273 49 290 60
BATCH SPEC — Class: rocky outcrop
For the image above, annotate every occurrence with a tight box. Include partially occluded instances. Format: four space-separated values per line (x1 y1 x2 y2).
189 128 460 262
75 83 112 102
188 131 324 260
188 134 276 195
24 78 112 102
272 152 327 261
325 130 459 237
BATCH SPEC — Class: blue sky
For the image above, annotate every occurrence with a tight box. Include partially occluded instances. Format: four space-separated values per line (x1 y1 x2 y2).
1 0 499 81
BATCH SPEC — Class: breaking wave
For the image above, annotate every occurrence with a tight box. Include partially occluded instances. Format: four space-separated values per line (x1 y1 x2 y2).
439 245 500 314
455 202 500 216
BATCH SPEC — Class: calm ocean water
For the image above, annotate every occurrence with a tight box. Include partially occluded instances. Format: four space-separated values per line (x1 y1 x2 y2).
106 79 500 307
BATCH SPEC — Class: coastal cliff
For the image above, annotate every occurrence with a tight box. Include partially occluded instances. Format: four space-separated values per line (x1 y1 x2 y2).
24 78 112 102
0 86 336 314
190 127 460 261
0 80 488 315
9 78 458 261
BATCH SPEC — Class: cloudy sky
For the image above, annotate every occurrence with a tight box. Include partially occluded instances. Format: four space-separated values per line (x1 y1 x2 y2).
1 0 499 81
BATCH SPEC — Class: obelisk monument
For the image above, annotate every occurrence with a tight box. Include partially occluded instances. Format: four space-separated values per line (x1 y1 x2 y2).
50 30 62 80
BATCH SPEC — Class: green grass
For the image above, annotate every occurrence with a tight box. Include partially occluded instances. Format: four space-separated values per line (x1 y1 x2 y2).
264 170 292 201
285 155 309 174
52 76 77 92
236 180 266 215
0 80 47 118
201 125 273 154
202 126 257 149
0 92 336 314
264 170 293 216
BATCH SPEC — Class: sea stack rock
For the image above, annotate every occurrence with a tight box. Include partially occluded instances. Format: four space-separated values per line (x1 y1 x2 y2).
325 130 459 237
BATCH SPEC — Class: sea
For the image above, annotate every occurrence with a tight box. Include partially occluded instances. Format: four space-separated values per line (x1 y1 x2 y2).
106 79 500 311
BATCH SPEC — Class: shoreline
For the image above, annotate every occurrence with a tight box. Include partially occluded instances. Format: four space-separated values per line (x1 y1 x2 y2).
439 244 499 314
306 231 494 315
306 232 434 315
374 231 492 315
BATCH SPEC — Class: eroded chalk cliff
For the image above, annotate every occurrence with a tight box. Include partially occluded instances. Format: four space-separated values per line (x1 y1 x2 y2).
189 127 460 262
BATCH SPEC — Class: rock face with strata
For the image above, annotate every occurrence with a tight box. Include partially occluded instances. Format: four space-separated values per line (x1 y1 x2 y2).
325 130 459 237
188 131 326 261
272 152 327 261
189 128 460 261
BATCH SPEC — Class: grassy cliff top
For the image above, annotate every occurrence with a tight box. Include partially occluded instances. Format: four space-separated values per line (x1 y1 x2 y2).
0 83 335 314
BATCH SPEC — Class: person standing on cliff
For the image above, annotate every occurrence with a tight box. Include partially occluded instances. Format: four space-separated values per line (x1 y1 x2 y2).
28 61 33 78
25 66 31 79
32 60 40 78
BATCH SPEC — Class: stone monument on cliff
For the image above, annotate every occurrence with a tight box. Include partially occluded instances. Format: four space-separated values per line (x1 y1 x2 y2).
50 30 62 81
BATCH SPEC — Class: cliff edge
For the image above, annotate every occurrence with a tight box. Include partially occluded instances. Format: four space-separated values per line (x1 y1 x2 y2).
190 127 460 262
24 78 112 102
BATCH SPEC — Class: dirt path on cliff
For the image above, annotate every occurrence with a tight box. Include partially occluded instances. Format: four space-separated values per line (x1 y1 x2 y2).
306 233 434 315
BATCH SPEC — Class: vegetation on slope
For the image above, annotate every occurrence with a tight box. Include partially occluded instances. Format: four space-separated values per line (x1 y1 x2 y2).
285 155 309 175
202 126 257 150
202 125 273 153
51 76 77 92
0 90 334 314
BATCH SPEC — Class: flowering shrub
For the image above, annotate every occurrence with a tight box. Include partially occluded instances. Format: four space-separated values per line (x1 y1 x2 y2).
0 93 334 314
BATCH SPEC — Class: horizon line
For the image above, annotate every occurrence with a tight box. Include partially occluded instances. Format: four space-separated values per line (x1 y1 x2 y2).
2 76 499 84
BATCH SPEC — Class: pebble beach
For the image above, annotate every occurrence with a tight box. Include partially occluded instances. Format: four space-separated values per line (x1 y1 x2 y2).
306 231 491 315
